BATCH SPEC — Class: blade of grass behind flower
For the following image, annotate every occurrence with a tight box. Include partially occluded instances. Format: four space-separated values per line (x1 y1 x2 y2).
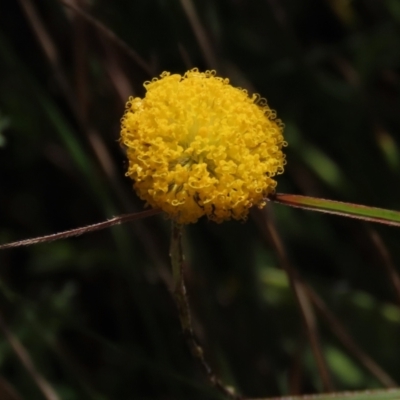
58 0 153 75
251 208 334 392
367 228 400 307
269 194 400 227
179 0 217 69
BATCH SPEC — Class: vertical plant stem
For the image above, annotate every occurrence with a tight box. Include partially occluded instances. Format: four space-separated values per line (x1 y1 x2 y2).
169 221 242 400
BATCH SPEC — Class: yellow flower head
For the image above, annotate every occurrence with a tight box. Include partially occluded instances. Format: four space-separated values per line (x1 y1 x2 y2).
120 69 286 224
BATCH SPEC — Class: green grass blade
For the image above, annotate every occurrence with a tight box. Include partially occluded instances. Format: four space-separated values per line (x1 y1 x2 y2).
261 388 400 400
270 194 400 227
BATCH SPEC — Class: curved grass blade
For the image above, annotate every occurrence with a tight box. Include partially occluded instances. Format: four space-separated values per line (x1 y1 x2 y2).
269 194 400 228
0 209 161 250
260 388 400 400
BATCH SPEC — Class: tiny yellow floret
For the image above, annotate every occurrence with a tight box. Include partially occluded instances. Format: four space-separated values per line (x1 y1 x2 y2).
120 69 286 224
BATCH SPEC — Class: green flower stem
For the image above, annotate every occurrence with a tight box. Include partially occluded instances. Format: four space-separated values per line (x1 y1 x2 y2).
169 221 240 400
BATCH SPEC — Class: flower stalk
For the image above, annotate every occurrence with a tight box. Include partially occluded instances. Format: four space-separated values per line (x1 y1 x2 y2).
169 221 241 399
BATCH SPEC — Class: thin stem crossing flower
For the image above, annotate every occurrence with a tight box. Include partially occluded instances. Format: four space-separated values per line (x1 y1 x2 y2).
120 69 286 224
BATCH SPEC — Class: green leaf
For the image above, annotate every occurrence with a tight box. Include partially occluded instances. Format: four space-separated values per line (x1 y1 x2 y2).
270 194 400 227
262 388 400 400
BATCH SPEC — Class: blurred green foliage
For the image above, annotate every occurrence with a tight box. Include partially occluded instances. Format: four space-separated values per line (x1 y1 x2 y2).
0 0 400 399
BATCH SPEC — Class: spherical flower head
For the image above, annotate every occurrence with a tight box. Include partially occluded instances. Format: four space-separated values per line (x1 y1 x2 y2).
120 69 286 224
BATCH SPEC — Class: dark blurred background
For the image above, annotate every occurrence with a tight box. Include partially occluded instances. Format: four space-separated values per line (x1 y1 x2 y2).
1 1 400 399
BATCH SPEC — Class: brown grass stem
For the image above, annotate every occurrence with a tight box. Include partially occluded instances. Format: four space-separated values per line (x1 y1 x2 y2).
305 285 397 387
58 0 154 76
0 209 161 250
252 208 334 392
367 228 400 308
0 313 60 400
